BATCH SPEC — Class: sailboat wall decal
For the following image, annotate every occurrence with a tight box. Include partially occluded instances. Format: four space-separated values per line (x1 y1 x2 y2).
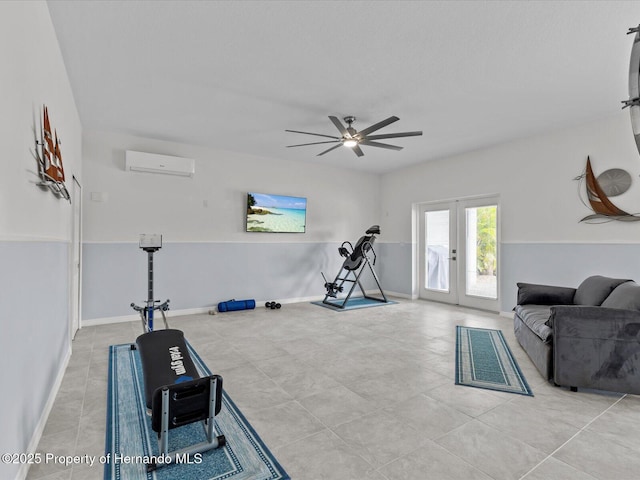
36 105 69 201
576 156 640 223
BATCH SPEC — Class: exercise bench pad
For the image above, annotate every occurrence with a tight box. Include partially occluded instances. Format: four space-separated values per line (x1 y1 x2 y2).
136 329 200 410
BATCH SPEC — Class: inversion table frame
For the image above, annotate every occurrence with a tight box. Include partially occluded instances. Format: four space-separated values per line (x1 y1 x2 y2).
322 225 388 309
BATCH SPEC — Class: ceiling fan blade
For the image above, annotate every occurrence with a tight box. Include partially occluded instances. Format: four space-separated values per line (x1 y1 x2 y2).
328 116 348 136
359 140 403 151
317 143 344 156
287 140 340 148
285 129 340 140
356 116 399 137
364 131 423 140
352 145 364 157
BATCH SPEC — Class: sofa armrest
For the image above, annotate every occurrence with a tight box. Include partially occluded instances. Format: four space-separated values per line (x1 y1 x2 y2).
550 305 640 336
550 305 640 394
516 283 576 306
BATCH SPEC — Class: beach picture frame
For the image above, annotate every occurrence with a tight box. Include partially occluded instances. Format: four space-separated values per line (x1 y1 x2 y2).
246 192 307 233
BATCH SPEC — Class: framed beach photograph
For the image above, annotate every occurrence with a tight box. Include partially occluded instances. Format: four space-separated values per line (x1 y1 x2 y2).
246 192 307 233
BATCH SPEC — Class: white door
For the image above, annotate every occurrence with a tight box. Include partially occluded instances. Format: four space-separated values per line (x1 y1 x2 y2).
70 176 82 340
418 201 458 304
418 197 499 312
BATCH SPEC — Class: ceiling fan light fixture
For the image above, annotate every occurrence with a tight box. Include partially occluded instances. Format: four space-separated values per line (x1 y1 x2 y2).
285 114 422 158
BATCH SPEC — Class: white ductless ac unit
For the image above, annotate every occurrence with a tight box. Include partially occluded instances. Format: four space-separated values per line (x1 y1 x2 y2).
125 150 195 177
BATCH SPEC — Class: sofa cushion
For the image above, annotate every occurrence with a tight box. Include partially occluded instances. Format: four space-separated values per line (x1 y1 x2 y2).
573 276 631 306
514 305 553 342
601 281 640 311
517 283 576 306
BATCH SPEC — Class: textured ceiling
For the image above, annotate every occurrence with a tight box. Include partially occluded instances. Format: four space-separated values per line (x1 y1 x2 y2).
47 1 640 174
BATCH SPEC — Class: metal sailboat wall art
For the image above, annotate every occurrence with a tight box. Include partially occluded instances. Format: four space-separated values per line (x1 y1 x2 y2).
575 156 640 223
36 105 69 201
622 25 640 154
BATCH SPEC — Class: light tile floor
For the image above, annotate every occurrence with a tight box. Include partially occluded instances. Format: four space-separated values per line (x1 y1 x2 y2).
26 299 640 480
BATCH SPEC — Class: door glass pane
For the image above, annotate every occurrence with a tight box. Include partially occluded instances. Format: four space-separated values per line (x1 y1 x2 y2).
466 205 497 298
425 210 449 291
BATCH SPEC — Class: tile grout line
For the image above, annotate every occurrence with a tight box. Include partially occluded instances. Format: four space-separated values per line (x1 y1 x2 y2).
248 357 397 473
70 336 97 478
32 304 636 479
518 393 628 480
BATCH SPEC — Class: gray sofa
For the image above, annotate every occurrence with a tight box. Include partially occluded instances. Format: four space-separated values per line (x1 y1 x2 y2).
514 275 640 394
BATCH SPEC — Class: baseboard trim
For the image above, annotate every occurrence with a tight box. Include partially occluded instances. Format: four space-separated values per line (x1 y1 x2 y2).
82 306 211 327
19 345 71 480
82 296 331 326
82 292 411 326
383 290 413 299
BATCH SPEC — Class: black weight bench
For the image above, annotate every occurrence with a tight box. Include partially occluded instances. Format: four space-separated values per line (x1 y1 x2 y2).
135 329 225 472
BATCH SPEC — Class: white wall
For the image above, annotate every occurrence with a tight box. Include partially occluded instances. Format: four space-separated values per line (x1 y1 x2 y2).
83 112 640 317
0 2 82 479
83 131 380 243
381 112 640 243
379 112 640 310
1 5 82 241
81 131 381 320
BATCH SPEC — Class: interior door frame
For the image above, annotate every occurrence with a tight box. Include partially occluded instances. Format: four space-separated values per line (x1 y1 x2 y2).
69 176 82 342
413 194 500 312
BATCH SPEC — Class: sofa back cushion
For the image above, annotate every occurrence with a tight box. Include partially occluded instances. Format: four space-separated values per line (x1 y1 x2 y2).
573 276 631 306
516 283 576 306
601 282 640 311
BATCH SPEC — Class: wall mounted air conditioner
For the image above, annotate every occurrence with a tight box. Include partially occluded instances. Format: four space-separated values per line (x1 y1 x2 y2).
125 150 195 177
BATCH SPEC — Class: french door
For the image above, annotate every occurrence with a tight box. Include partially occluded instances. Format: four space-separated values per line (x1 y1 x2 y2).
418 196 499 312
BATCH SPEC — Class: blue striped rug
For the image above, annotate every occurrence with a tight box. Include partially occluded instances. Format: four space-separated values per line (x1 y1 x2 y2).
455 326 533 396
106 343 289 480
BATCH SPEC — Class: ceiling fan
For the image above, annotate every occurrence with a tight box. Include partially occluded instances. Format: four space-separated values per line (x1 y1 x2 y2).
285 115 422 157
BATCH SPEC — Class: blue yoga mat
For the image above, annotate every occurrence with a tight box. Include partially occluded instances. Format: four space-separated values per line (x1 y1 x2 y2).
218 299 256 312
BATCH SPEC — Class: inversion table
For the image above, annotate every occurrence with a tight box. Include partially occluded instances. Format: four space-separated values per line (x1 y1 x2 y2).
322 225 388 309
